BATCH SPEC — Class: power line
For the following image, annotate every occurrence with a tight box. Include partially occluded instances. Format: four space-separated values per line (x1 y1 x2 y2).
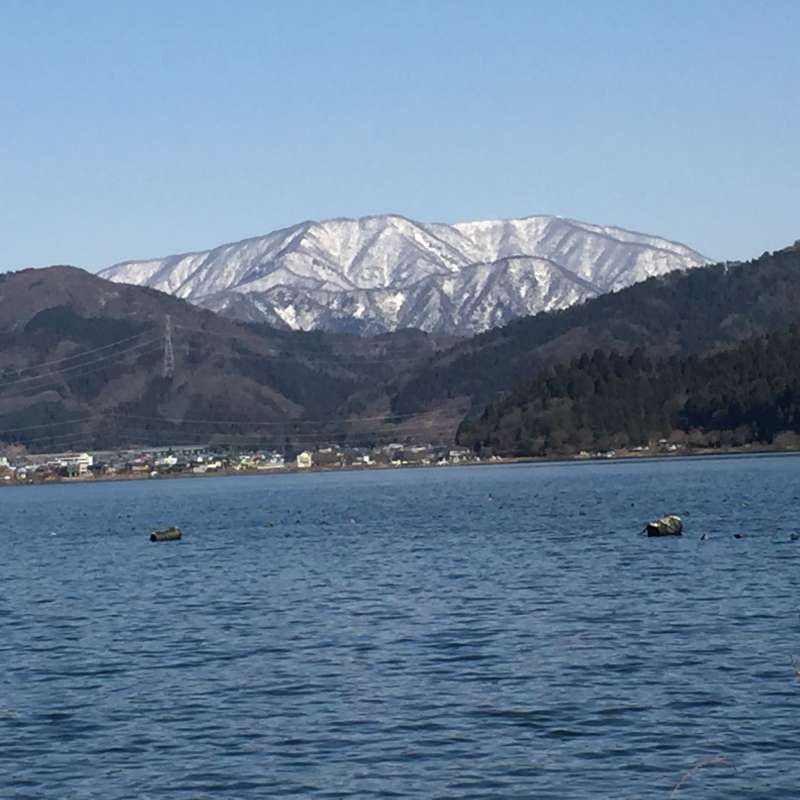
0 408 458 435
0 322 436 397
172 324 441 363
102 419 455 440
2 406 454 435
0 337 163 389
0 329 156 376
114 409 454 427
0 343 164 401
111 428 455 445
6 420 456 448
0 415 102 434
0 319 465 451
191 349 431 366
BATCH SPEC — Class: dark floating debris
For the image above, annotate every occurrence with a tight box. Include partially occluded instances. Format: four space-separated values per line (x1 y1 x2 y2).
733 533 745 539
645 515 683 537
150 526 182 542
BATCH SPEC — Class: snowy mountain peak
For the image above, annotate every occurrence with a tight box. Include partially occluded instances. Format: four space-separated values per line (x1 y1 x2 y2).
100 214 709 336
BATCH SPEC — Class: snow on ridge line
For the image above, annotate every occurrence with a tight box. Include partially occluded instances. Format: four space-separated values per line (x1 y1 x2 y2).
99 213 710 336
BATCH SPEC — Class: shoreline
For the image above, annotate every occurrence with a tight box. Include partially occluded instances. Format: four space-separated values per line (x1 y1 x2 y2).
3 444 800 489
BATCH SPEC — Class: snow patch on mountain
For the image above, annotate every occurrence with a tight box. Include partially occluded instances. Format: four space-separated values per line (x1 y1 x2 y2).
101 214 710 336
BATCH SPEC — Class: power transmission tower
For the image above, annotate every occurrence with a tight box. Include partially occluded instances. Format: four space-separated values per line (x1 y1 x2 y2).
163 315 175 379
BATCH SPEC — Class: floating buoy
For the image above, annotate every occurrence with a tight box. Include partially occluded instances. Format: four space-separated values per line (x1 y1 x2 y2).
645 515 683 537
150 526 182 542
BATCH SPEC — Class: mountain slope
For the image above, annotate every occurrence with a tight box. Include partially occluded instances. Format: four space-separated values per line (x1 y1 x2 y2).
4 240 798 455
0 267 448 452
100 214 708 336
390 241 800 417
457 324 800 456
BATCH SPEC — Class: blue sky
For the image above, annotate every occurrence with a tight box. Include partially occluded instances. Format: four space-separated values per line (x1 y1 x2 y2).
1 0 798 270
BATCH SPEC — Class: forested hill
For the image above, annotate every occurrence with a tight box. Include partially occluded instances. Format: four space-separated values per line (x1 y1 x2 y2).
0 266 447 452
391 241 800 415
457 325 800 456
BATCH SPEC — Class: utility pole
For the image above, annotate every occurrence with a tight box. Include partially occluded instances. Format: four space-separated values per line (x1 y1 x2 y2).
163 315 175 379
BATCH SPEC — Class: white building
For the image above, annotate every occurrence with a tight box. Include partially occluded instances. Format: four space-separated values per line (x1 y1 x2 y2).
58 452 94 476
296 451 313 469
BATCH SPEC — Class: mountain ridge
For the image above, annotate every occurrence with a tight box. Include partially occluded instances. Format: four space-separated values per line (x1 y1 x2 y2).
3 240 800 454
100 213 709 336
389 242 800 418
107 213 705 264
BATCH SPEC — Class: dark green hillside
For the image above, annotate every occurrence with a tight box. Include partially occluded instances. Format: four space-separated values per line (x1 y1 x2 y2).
457 325 800 456
392 242 800 415
5 241 800 454
0 267 445 452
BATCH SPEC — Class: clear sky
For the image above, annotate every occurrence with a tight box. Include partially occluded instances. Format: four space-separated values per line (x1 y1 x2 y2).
1 0 798 271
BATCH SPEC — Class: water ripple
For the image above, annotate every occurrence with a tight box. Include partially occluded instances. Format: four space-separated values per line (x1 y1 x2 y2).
2 456 800 798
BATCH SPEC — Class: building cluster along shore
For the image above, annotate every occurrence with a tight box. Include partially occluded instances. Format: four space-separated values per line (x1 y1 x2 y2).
0 442 486 485
1 436 792 487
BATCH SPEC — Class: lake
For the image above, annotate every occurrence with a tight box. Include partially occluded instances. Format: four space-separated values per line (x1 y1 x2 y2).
2 456 799 798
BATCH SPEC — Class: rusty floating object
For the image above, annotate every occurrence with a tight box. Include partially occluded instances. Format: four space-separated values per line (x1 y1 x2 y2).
150 526 182 542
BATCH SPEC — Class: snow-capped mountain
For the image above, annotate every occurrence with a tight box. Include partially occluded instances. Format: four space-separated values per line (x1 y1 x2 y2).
100 215 709 336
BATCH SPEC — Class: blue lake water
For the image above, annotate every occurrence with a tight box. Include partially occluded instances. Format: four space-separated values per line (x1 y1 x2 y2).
2 456 800 799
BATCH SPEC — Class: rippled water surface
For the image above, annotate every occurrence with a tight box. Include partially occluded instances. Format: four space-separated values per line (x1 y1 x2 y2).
2 456 800 799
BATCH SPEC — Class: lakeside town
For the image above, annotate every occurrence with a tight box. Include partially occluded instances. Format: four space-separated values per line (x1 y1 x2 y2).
1 436 785 486
0 441 487 484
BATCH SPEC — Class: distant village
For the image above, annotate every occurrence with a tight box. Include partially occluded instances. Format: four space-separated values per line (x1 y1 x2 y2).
0 442 488 485
0 438 704 486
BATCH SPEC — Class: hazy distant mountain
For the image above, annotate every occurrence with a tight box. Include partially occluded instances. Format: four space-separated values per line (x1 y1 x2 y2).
100 214 709 336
